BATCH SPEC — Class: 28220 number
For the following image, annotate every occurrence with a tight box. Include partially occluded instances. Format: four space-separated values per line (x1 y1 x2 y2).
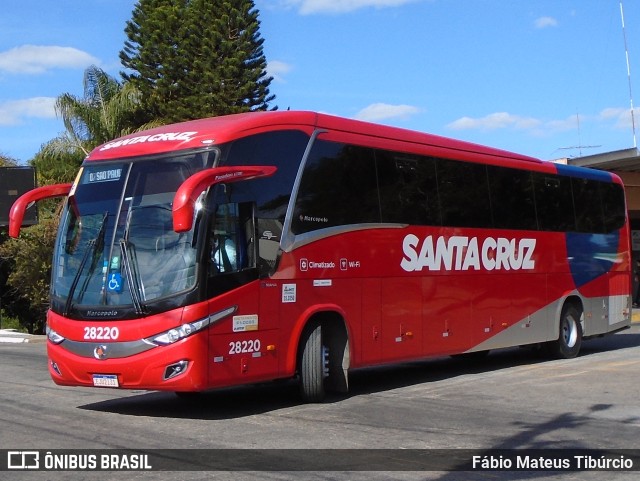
228 339 261 354
83 326 119 340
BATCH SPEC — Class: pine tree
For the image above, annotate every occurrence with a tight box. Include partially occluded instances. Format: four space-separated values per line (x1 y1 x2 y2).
120 0 275 123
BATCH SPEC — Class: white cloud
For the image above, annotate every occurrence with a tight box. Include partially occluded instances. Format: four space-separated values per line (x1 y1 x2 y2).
0 45 99 74
599 107 625 120
0 97 57 126
534 16 558 29
267 60 293 83
599 107 640 130
354 103 421 122
447 112 541 131
446 108 640 139
545 115 580 133
284 0 422 15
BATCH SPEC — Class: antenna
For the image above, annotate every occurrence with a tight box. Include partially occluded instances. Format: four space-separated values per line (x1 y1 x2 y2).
620 0 637 148
558 113 601 157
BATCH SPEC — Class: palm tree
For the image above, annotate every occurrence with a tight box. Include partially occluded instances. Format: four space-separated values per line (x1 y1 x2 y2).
43 65 158 159
36 65 160 185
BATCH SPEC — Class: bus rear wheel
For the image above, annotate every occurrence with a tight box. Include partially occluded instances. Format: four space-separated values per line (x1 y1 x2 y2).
546 304 583 359
299 323 328 403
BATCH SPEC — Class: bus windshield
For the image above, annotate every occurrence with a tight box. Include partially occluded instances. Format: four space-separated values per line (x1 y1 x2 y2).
52 152 210 317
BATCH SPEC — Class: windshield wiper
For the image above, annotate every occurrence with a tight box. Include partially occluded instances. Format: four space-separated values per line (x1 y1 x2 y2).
120 239 145 315
63 212 108 316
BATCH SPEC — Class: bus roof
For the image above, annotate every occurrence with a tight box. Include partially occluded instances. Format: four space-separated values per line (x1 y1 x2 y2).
87 110 542 164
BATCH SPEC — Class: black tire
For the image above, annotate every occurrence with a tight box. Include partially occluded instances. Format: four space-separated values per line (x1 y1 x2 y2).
546 304 583 359
299 323 326 403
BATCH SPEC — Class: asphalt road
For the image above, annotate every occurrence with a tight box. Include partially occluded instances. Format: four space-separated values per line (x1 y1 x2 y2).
2 326 640 481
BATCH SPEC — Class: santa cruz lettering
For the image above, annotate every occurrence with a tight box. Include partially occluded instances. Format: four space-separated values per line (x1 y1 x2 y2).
400 234 536 272
99 131 198 151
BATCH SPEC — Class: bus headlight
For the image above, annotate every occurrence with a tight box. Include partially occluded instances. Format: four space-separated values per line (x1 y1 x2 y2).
147 305 236 346
152 324 198 345
167 329 180 343
46 326 65 344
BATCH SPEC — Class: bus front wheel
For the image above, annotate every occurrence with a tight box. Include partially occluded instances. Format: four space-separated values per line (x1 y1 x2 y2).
546 304 583 359
299 323 327 403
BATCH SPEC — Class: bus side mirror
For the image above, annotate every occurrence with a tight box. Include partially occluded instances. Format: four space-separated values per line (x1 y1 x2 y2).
172 166 277 233
8 183 73 238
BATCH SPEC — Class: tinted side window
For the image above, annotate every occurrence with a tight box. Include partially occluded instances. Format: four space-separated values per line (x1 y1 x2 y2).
376 152 440 225
437 159 492 228
601 182 626 232
534 174 575 231
292 141 379 234
222 130 310 220
572 177 605 233
488 166 537 231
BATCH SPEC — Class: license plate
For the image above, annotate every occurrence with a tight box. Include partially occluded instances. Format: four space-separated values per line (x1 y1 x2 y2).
92 374 119 387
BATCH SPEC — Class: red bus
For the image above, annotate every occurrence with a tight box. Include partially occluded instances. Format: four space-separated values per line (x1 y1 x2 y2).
9 111 631 402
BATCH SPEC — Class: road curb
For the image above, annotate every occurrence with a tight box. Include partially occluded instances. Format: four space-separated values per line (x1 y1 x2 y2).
0 330 46 344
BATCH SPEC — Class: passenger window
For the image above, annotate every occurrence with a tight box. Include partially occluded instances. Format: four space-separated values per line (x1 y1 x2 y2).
534 174 576 231
437 158 492 228
572 178 605 233
488 166 537 231
377 152 440 226
292 141 379 234
601 182 626 233
222 130 310 221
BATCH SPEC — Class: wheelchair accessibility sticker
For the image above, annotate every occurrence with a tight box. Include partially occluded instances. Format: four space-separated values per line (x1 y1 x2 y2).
108 273 123 293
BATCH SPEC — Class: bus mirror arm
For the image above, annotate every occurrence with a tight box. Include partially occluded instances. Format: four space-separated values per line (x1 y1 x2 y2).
8 183 73 238
172 166 277 233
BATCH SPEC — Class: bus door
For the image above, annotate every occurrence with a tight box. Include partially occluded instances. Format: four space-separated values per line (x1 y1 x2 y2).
256 218 285 375
207 202 279 385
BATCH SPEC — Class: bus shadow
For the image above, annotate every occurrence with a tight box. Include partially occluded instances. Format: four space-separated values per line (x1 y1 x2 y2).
78 328 640 420
78 380 303 419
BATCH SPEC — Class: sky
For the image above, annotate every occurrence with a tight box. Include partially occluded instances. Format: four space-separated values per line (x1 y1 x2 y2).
1 0 640 164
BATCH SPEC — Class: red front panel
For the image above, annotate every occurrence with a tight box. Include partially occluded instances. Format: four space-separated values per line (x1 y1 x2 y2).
47 304 210 391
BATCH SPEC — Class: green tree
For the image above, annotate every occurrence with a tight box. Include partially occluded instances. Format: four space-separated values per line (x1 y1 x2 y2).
0 154 18 167
0 154 20 330
1 152 62 331
0 217 57 333
120 0 275 123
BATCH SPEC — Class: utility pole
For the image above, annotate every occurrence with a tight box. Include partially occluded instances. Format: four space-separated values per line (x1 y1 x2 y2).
621 0 637 148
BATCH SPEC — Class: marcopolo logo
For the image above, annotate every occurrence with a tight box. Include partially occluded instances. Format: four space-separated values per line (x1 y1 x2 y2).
400 234 536 272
